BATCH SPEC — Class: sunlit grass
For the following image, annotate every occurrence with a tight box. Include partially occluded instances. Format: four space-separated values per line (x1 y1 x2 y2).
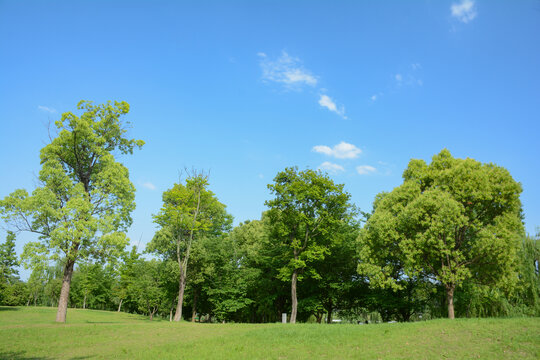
0 306 538 359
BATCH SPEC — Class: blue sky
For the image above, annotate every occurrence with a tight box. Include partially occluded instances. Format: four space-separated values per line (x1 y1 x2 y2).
1 0 539 277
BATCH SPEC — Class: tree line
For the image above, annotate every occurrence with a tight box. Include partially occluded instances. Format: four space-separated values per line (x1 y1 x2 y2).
1 101 539 323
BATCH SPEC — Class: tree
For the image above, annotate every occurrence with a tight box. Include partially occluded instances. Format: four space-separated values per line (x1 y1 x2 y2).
0 231 19 285
266 167 353 323
147 173 232 321
228 216 290 323
129 259 166 320
0 100 143 322
358 149 523 319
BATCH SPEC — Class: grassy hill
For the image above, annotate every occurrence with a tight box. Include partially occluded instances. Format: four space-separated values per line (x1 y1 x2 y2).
0 306 538 359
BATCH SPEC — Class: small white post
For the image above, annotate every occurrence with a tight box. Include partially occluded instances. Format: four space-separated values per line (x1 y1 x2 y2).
282 313 287 323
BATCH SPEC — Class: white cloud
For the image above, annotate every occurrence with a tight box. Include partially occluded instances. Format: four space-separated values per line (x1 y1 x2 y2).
312 141 361 159
451 0 477 23
318 161 345 174
259 51 317 89
142 182 156 190
356 165 377 175
38 105 57 113
370 94 378 102
395 67 422 88
318 95 346 118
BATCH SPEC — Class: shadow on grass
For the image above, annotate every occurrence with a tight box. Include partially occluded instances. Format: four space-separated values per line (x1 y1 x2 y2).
0 351 91 360
0 306 19 311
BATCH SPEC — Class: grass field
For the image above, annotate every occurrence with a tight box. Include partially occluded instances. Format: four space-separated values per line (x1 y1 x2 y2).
0 307 538 359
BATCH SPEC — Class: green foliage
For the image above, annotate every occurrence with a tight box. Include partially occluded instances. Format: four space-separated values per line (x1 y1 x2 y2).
511 234 540 315
147 173 232 320
148 175 232 260
129 259 167 319
266 167 354 281
0 231 19 285
358 149 524 318
0 100 143 265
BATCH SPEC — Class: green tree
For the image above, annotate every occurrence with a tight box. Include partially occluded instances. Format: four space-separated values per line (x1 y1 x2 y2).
513 233 540 315
0 100 143 322
358 150 523 319
0 231 19 286
112 246 140 313
266 167 353 323
129 259 166 320
228 216 290 323
147 173 232 321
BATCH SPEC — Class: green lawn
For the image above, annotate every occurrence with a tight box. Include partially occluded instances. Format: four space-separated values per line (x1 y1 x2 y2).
0 307 538 359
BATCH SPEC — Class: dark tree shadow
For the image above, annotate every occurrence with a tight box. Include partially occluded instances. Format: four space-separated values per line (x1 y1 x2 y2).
0 351 49 360
0 351 91 360
0 306 19 311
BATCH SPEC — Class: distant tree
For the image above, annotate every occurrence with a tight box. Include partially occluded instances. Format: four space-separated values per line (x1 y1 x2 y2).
266 167 353 323
0 231 19 286
147 173 232 321
112 246 140 313
513 234 540 315
0 100 143 322
358 150 523 319
228 216 290 323
311 221 360 323
127 259 166 320
193 234 257 322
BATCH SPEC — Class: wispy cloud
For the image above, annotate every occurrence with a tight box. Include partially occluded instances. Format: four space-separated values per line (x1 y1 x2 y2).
318 95 346 118
142 182 156 190
318 161 345 174
356 165 377 175
38 105 57 114
451 0 477 23
313 141 361 159
258 51 317 89
395 64 423 87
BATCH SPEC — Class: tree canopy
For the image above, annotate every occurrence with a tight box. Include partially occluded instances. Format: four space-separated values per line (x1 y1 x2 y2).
358 149 524 318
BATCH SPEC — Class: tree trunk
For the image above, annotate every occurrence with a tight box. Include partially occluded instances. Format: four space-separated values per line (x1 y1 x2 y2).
315 311 323 324
290 269 298 324
446 285 455 319
117 298 123 312
170 308 173 322
56 259 75 323
191 289 198 322
326 303 333 324
173 274 186 321
83 292 87 309
149 308 155 321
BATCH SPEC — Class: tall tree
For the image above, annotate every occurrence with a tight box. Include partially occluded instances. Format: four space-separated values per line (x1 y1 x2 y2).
266 167 353 323
0 231 19 285
0 100 143 322
147 173 232 321
358 149 523 319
